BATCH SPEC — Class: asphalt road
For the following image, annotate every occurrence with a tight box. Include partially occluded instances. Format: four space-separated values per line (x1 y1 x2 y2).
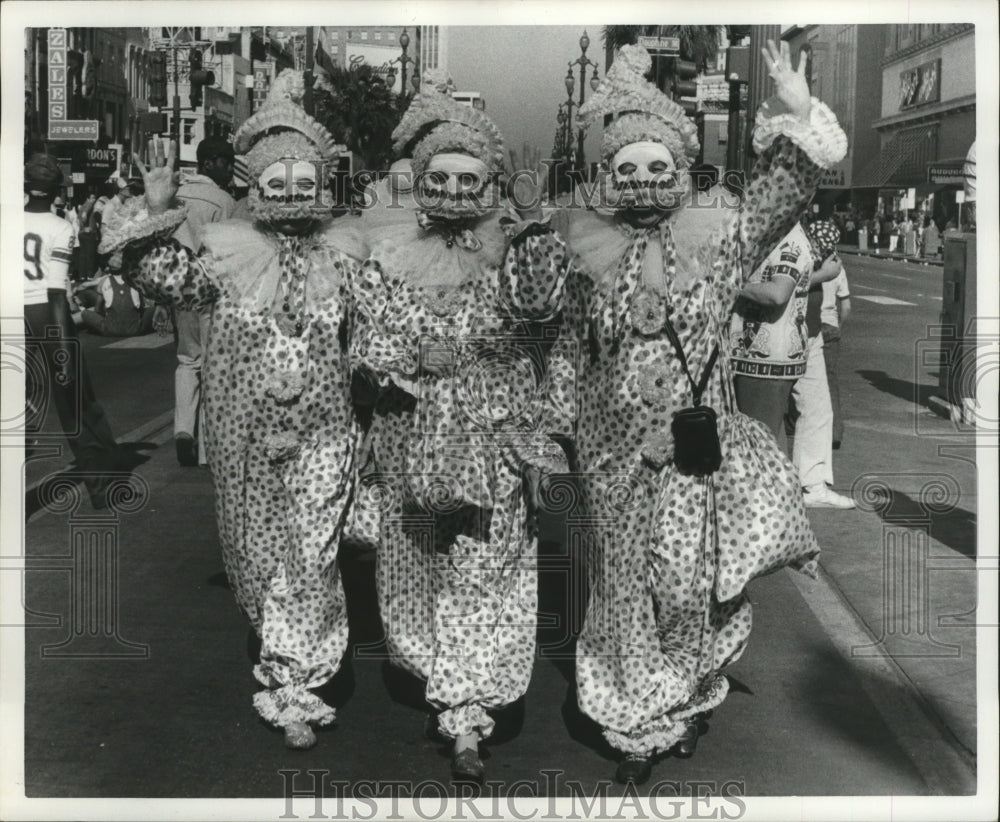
11 253 982 805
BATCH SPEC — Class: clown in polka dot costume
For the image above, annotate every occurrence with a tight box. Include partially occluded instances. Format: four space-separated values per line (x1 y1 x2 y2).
107 71 368 750
504 41 848 783
349 71 571 784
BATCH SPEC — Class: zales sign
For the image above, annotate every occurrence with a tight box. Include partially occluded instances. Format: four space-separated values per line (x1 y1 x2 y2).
47 28 100 141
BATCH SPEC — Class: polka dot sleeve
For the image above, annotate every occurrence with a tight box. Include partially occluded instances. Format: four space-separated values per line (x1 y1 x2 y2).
732 99 848 291
497 217 570 322
124 237 218 311
350 258 419 385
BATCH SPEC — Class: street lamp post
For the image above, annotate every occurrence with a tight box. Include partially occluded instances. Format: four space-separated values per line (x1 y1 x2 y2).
565 30 600 173
172 47 181 167
552 101 570 160
563 69 575 165
387 27 418 96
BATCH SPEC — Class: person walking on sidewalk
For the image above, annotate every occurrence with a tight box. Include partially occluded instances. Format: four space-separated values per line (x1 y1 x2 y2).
102 71 369 750
23 154 121 508
351 72 569 785
173 136 237 466
789 221 855 509
502 40 843 785
920 215 941 260
821 262 851 449
731 222 839 448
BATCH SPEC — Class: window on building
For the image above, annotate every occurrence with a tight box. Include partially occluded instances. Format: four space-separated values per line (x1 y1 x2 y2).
375 32 382 41
833 26 856 138
898 24 917 51
332 30 339 40
361 31 368 41
884 25 898 55
386 31 395 41
183 117 195 145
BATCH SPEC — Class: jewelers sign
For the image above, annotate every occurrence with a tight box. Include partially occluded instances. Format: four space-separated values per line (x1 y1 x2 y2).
47 28 99 141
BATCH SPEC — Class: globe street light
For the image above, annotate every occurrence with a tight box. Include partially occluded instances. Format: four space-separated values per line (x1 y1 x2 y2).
387 27 418 96
565 30 600 173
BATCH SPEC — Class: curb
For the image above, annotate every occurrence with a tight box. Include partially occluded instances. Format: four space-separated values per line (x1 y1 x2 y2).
787 563 977 793
837 247 944 267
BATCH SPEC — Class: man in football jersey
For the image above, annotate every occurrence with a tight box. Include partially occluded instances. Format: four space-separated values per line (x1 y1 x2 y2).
24 154 120 508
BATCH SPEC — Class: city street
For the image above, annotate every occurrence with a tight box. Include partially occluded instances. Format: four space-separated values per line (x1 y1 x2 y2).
17 252 979 799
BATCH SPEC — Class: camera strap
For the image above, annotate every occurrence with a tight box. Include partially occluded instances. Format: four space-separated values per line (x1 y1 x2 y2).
654 218 718 407
662 315 718 407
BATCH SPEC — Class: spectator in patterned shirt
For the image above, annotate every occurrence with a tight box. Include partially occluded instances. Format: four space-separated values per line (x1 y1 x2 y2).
731 221 841 448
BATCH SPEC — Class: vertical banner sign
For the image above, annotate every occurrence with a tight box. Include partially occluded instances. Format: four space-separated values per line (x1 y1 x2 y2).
253 67 270 106
47 28 100 141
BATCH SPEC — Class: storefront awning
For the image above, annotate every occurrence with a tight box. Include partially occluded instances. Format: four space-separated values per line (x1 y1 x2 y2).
853 128 937 189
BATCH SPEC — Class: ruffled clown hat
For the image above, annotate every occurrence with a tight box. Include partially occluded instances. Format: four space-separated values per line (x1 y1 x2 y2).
234 69 340 180
576 44 700 168
391 70 505 178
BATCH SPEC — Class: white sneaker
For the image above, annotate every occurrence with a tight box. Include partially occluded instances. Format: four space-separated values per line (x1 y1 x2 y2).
802 485 856 509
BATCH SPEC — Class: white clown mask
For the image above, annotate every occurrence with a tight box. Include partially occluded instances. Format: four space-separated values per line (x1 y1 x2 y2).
258 159 320 201
606 141 689 212
416 152 490 219
248 158 326 233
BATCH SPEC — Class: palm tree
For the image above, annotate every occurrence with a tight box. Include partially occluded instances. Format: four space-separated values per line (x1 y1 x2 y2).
313 62 403 172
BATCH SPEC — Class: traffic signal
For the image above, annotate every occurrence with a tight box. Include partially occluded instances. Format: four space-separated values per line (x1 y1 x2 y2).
188 48 215 108
671 59 698 117
148 51 168 108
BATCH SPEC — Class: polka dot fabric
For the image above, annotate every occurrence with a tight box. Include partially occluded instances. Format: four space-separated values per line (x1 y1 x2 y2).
352 217 568 741
132 220 363 729
510 132 830 756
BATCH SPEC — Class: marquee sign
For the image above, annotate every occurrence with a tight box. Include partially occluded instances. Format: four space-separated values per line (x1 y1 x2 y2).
927 163 966 185
46 28 100 141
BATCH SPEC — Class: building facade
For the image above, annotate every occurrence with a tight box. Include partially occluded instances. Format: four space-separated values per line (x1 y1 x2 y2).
317 26 443 95
145 27 272 167
25 27 158 197
782 24 885 216
855 23 975 228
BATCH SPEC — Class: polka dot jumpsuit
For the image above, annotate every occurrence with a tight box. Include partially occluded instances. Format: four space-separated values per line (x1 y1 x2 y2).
505 122 838 756
351 209 570 742
125 218 367 730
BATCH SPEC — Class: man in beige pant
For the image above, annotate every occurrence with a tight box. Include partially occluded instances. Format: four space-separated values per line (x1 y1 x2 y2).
791 220 855 509
172 137 236 465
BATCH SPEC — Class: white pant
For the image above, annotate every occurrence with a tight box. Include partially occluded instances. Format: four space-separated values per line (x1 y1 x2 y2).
174 306 212 462
791 335 834 489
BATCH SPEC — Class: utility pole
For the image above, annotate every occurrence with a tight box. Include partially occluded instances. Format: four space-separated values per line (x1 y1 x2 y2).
304 26 314 117
172 46 180 166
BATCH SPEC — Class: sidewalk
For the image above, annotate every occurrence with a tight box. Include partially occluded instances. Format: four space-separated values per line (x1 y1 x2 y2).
14 302 981 798
21 441 961 797
838 243 944 266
